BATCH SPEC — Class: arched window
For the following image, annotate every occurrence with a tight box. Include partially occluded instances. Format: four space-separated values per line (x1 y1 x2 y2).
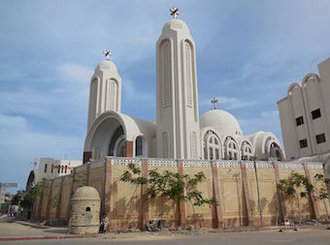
241 141 253 160
109 126 124 156
44 164 48 173
115 137 126 157
203 130 221 160
61 165 64 173
51 164 54 174
225 137 239 160
58 165 60 174
135 136 143 157
269 142 284 161
65 165 67 174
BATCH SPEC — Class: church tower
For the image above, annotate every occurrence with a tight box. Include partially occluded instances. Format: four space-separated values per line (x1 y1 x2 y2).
87 50 122 130
156 8 201 159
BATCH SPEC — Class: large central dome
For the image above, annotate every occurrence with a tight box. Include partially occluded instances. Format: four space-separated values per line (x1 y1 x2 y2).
200 109 243 137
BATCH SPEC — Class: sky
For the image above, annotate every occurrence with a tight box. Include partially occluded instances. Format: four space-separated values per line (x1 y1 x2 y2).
1 0 330 193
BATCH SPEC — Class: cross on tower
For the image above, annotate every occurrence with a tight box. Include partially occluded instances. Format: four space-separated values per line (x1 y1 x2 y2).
170 7 179 19
103 49 112 61
211 97 218 110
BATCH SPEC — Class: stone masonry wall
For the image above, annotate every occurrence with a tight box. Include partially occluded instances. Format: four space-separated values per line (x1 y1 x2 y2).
33 157 330 229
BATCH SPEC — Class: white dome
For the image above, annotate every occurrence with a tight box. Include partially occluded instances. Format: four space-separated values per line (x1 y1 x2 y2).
95 60 118 74
200 109 243 137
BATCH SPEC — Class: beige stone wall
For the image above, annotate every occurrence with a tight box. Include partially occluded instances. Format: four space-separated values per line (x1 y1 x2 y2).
148 164 179 227
183 165 213 227
219 167 244 227
60 176 72 219
34 158 330 229
110 163 140 229
89 166 104 200
49 178 62 219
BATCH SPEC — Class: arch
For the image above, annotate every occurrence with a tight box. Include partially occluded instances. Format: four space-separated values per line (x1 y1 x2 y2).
301 73 320 87
84 110 141 151
184 40 194 107
114 135 126 157
203 130 222 160
159 39 172 108
108 126 124 156
267 142 285 161
106 78 118 111
26 171 37 192
134 135 148 157
240 139 254 160
224 135 240 160
88 76 101 128
287 82 301 96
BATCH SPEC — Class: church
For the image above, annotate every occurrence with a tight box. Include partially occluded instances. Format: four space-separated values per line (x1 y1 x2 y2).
32 9 328 229
83 8 284 164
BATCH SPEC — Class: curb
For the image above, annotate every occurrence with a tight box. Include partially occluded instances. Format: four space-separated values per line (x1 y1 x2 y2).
0 235 83 241
15 221 49 229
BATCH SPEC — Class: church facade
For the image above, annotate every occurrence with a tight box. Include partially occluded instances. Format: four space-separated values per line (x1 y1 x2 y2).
32 11 329 229
83 15 285 164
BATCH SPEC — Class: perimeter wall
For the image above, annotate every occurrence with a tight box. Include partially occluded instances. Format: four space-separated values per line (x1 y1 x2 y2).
33 157 329 229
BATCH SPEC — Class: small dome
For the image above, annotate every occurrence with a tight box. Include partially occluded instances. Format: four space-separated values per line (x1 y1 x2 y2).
200 109 243 136
95 60 118 74
162 18 189 32
71 186 100 201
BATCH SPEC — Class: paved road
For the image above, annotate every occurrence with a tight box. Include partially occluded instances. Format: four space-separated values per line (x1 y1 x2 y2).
1 222 330 245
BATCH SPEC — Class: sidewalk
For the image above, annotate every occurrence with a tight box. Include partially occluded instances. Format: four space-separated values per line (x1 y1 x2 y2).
0 221 81 242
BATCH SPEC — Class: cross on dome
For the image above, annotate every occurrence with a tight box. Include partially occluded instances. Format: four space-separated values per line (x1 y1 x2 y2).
103 49 112 61
170 7 179 19
211 97 218 110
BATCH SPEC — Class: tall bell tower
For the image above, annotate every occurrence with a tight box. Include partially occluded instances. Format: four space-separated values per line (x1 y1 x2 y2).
87 50 122 130
156 8 201 159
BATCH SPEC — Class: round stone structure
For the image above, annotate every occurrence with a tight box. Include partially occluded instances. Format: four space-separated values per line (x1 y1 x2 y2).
69 186 101 235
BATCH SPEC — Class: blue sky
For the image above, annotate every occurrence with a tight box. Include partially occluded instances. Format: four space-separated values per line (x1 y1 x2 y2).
1 0 330 193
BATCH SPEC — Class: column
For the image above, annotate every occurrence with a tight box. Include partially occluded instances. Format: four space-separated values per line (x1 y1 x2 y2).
303 163 320 219
240 162 253 226
211 161 223 228
103 157 113 230
177 160 187 228
273 162 286 220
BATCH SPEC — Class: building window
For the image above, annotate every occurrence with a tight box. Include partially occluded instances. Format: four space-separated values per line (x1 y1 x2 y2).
58 166 60 174
65 165 67 173
203 130 221 160
44 164 48 173
299 139 308 148
296 116 304 126
225 137 238 160
51 165 54 174
61 165 64 173
311 108 321 120
316 133 326 144
135 136 143 157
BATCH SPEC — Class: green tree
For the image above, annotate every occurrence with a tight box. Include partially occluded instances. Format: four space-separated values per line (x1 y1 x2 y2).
277 171 314 224
313 174 330 222
121 163 216 229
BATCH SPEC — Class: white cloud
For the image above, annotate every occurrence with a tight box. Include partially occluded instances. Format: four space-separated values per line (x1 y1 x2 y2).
0 113 84 192
239 110 282 145
59 63 93 86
